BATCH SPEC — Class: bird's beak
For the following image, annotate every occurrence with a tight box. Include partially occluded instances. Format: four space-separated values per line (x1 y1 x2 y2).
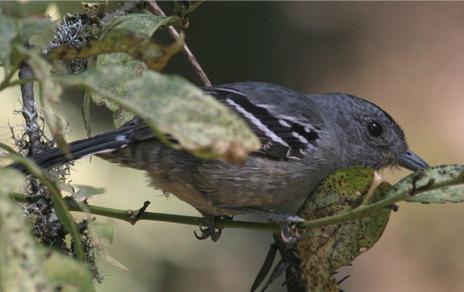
398 150 429 171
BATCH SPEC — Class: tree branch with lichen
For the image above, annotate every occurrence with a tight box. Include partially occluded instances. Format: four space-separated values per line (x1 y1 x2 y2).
7 165 464 236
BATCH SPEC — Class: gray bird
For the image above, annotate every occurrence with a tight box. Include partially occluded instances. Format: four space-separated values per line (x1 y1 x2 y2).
13 82 428 239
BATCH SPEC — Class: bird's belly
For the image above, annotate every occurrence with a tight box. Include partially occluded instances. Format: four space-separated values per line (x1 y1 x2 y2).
147 167 315 216
103 141 324 215
146 156 321 215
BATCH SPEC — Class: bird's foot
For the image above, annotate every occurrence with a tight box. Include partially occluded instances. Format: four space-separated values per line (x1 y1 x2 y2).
194 215 232 242
280 223 302 244
231 208 304 243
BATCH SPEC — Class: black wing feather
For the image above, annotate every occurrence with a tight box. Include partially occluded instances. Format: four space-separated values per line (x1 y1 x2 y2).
204 86 320 160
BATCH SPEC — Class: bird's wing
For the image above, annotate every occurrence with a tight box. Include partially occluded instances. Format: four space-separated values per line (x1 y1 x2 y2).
122 82 323 161
203 83 323 160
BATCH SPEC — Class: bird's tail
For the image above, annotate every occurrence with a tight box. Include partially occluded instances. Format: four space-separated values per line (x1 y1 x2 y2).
9 125 142 173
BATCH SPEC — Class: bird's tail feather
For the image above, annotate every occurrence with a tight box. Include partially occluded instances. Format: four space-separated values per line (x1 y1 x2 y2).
9 126 135 173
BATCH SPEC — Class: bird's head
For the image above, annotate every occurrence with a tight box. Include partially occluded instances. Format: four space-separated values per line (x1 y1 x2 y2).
316 93 428 171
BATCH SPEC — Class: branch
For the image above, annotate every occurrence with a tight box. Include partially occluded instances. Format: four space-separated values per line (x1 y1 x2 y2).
9 189 404 233
7 169 450 234
147 0 212 86
10 193 279 232
0 77 38 92
18 63 42 155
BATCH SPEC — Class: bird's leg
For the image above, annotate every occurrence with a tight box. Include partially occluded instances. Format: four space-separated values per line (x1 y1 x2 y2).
194 215 233 242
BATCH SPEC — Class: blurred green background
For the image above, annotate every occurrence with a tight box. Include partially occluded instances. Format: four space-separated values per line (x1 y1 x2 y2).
1 1 464 291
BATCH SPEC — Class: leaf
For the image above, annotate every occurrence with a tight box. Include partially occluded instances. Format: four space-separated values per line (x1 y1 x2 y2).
401 165 464 203
46 13 184 71
110 13 180 36
88 221 128 272
0 15 53 71
42 251 96 292
73 184 105 202
18 17 54 44
0 1 51 18
59 65 261 163
91 52 146 127
296 167 391 291
0 14 17 71
8 154 85 261
89 222 114 245
0 170 95 291
0 168 51 291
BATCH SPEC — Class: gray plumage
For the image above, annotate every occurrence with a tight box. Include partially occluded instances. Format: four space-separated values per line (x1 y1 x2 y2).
14 82 428 216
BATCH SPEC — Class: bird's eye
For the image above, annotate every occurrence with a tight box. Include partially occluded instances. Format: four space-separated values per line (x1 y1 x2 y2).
367 121 383 137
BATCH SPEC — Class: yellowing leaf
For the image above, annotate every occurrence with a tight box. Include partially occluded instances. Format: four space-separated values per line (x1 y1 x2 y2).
59 65 261 163
297 167 391 291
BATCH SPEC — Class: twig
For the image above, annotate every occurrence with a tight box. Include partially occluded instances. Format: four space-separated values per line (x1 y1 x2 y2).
129 200 151 224
0 77 38 92
18 63 42 155
0 66 19 91
10 194 280 232
147 0 212 86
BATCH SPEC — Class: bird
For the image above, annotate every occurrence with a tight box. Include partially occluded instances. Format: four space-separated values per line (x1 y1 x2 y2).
11 81 429 240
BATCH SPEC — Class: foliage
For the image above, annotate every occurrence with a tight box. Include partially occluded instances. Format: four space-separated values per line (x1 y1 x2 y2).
0 168 94 292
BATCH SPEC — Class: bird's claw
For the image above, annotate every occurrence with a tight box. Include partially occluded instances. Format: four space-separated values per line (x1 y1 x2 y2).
280 221 302 244
194 215 230 242
259 212 303 244
194 224 222 241
239 209 304 244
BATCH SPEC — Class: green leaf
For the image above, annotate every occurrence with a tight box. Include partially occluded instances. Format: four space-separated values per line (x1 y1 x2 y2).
0 168 51 291
0 15 53 71
402 165 464 203
0 14 17 71
297 167 391 291
73 184 105 202
8 154 85 261
58 182 104 202
59 65 261 163
18 17 54 45
110 13 180 36
42 251 96 292
47 13 184 71
89 222 114 245
0 1 51 18
91 52 146 127
0 168 96 291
